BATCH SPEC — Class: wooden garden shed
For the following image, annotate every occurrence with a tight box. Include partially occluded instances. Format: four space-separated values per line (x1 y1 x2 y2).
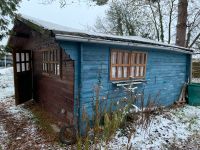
8 15 193 132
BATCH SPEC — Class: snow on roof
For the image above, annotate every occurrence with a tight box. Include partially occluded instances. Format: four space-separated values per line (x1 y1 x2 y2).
19 14 83 33
18 14 193 53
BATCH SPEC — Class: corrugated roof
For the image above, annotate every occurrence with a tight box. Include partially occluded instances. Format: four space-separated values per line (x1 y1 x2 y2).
17 14 193 54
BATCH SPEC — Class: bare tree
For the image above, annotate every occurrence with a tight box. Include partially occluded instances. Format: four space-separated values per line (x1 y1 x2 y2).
94 0 155 38
45 0 200 48
157 0 164 42
94 0 179 42
148 1 160 41
186 1 200 48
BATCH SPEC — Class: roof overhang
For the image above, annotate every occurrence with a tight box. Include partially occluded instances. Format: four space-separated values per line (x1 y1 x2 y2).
55 34 194 55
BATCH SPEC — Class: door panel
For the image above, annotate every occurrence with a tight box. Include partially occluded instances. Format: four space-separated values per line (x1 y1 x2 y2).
13 50 33 105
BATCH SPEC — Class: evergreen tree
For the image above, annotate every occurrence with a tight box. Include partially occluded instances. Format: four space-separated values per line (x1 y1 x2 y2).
0 0 21 52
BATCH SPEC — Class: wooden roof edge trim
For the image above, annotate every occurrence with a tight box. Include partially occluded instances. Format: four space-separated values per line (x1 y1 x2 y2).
55 34 194 55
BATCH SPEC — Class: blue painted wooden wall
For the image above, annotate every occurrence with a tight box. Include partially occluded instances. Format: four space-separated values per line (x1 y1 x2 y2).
58 40 191 126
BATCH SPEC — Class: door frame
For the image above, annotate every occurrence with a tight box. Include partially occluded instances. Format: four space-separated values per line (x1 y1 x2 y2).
13 49 33 105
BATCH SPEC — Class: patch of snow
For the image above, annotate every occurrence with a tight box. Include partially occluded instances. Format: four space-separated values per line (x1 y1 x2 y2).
6 104 34 121
192 78 200 83
106 105 200 149
0 67 14 100
20 14 83 34
0 124 8 149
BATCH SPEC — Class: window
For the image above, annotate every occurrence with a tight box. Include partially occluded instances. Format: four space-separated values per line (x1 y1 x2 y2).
16 52 31 73
42 49 60 76
110 50 147 80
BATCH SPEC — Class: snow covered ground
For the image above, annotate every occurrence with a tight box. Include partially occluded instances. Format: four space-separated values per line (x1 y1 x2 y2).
106 106 200 149
0 67 14 100
0 68 70 149
0 67 200 149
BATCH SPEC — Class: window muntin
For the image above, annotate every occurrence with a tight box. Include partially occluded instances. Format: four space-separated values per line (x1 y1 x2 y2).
15 52 31 73
110 50 147 80
42 49 60 76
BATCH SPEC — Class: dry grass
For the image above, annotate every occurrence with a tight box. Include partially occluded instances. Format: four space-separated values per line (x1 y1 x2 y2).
25 101 60 142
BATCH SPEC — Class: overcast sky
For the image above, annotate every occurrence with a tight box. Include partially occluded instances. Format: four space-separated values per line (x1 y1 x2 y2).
1 0 108 45
18 0 107 29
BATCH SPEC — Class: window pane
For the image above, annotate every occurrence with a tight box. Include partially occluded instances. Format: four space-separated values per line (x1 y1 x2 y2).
131 53 135 64
42 52 44 61
16 53 20 62
47 63 49 72
42 63 44 71
48 63 51 72
26 63 30 71
52 64 54 73
54 64 56 74
140 53 144 64
57 64 60 75
123 67 128 78
26 53 30 61
53 64 57 75
117 52 123 64
136 53 140 64
123 53 129 64
47 52 50 62
44 52 46 61
112 67 116 78
22 63 25 72
17 63 20 72
118 67 122 78
130 66 135 77
51 64 53 72
52 50 54 61
21 53 25 62
49 51 51 61
45 63 47 72
140 67 144 77
111 52 117 64
49 63 51 72
56 50 59 61
51 51 53 61
136 66 140 77
55 50 57 61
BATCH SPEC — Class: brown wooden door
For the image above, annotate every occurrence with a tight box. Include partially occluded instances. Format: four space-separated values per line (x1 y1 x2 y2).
13 50 33 105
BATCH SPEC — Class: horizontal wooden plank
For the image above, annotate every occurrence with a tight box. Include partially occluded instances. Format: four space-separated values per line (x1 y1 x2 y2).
79 44 190 119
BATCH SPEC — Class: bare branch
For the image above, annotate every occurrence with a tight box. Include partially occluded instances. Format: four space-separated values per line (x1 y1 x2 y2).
189 32 200 48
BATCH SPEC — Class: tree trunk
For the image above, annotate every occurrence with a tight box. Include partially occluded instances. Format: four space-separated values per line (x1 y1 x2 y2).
176 0 188 47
